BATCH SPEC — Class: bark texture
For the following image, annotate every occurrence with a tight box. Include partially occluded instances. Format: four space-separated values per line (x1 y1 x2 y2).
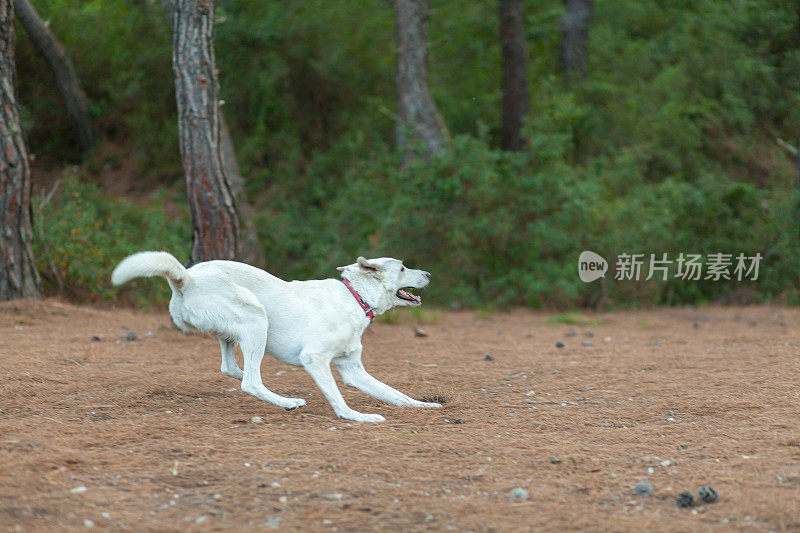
559 0 593 82
219 114 263 266
0 0 41 300
499 0 528 151
164 0 259 266
173 0 240 265
394 0 448 159
14 0 94 152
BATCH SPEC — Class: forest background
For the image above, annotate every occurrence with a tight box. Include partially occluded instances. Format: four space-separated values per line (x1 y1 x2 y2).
16 0 800 308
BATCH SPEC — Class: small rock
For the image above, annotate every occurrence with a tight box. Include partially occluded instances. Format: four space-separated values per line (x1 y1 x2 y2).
693 322 700 329
549 457 561 464
320 492 343 500
647 467 654 475
484 353 494 361
697 486 719 503
585 331 594 337
101 512 111 520
508 488 529 501
564 332 577 337
604 336 612 342
250 416 263 424
660 460 671 467
91 335 101 342
69 486 87 494
264 516 283 529
634 481 653 497
195 516 208 524
677 445 690 450
83 519 95 528
581 340 594 347
525 390 535 396
270 481 281 488
555 342 565 348
677 491 695 508
446 419 465 424
414 327 428 337
123 331 138 342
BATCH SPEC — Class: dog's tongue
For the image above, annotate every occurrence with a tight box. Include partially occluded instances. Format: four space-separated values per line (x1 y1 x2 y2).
398 289 421 303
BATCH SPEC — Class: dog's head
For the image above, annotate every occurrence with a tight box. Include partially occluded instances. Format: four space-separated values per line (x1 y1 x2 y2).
337 256 430 315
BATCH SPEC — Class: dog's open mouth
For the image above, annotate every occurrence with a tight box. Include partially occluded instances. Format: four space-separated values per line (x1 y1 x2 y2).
396 289 421 304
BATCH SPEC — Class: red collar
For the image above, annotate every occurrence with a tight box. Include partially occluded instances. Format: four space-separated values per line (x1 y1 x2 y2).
341 278 375 322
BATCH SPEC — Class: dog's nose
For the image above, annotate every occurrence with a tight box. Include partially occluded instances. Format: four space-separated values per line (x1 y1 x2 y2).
424 271 431 280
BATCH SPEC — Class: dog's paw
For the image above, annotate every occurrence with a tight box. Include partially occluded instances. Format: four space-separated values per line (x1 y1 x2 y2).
340 411 385 423
222 369 244 380
281 398 306 410
404 399 441 408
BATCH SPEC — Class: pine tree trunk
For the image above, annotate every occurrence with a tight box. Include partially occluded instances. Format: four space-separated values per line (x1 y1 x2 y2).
219 113 263 266
163 0 260 266
13 0 94 152
172 0 240 265
394 0 448 160
559 0 593 82
499 0 528 151
0 0 41 300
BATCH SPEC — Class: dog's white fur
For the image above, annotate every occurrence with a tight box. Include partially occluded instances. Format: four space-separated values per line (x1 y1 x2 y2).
111 252 439 422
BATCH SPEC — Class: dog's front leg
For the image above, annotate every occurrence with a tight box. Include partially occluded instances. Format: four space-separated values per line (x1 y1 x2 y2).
300 354 385 423
336 357 441 408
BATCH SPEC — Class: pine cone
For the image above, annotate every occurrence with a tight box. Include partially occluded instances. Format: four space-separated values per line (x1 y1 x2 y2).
697 486 719 503
676 491 695 508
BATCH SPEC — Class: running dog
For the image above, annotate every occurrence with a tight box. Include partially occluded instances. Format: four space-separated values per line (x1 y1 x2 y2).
111 252 439 422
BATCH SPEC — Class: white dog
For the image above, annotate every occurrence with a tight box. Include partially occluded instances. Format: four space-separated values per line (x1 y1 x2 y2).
111 252 440 422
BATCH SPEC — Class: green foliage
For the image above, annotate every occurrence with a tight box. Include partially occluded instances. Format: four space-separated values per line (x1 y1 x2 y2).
15 0 800 307
32 177 190 305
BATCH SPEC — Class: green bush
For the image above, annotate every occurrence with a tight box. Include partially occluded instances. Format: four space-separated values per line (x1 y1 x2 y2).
15 0 800 308
254 129 799 308
32 176 190 305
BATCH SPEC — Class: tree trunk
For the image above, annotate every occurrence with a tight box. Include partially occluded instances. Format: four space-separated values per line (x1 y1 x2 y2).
164 0 260 266
394 0 448 160
172 0 240 264
13 0 95 152
498 0 528 151
0 0 41 300
219 113 263 266
559 0 593 82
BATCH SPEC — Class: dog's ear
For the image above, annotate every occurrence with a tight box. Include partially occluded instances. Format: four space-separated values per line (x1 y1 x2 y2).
357 256 379 271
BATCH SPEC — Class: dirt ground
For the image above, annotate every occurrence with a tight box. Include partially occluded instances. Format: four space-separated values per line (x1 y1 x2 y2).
1 300 799 532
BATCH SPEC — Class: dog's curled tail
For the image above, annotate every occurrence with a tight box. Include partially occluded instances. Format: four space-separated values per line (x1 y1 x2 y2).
111 251 189 289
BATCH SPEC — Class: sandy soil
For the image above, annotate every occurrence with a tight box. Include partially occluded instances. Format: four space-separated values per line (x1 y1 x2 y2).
1 300 799 532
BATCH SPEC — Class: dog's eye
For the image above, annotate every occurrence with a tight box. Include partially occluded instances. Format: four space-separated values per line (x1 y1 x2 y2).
400 266 405 272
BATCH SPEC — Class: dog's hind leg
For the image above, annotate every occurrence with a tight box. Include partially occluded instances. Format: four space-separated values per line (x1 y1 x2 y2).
336 356 441 408
300 353 385 422
199 288 305 411
238 324 306 410
219 338 243 380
